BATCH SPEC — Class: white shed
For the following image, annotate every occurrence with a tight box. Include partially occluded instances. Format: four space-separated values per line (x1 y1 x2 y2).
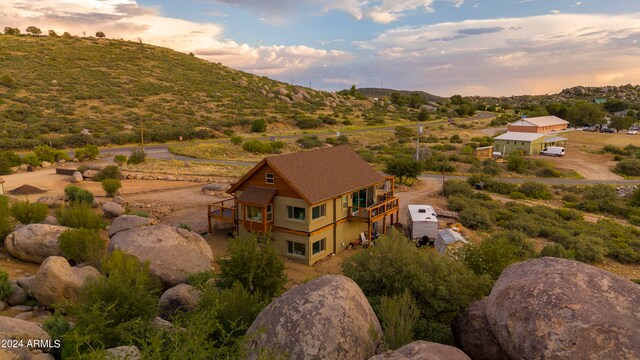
435 229 467 255
407 205 439 242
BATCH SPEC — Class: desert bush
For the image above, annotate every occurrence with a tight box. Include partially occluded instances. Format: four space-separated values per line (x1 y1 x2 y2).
101 179 122 197
0 270 13 301
518 182 552 199
128 147 146 164
43 312 71 359
460 233 534 280
535 167 561 178
0 195 12 240
11 202 49 224
113 155 127 166
58 228 107 266
230 135 243 145
93 165 123 182
178 223 191 231
506 152 528 174
539 243 574 259
250 119 267 133
561 193 579 203
242 140 285 154
295 117 323 129
297 135 323 149
21 153 40 166
378 290 420 350
481 159 501 176
443 180 473 198
187 270 216 290
615 159 640 176
460 206 493 230
216 234 287 300
75 189 94 205
485 181 517 195
342 229 491 343
55 204 102 230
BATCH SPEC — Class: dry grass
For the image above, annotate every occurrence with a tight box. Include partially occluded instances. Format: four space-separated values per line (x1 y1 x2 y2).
563 130 640 148
123 159 250 178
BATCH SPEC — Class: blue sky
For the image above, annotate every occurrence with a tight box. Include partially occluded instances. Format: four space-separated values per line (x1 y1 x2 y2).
2 0 640 95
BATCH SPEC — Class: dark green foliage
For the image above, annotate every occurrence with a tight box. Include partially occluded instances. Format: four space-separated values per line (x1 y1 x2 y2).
101 179 122 197
178 223 191 231
75 189 95 205
481 159 501 176
442 180 473 198
385 158 422 185
539 243 574 260
615 159 640 176
43 312 71 359
449 134 463 143
342 229 491 343
0 270 13 301
325 134 349 145
11 202 49 224
378 290 421 350
0 195 12 240
459 231 536 280
506 152 528 174
216 234 287 300
250 119 267 133
460 206 493 230
575 184 627 217
242 139 285 154
394 126 416 143
297 135 324 149
58 229 106 266
113 155 127 166
295 117 323 129
21 153 40 166
55 204 103 230
518 182 552 199
64 185 80 201
61 251 161 356
93 165 123 182
230 135 243 145
187 270 216 290
128 148 146 164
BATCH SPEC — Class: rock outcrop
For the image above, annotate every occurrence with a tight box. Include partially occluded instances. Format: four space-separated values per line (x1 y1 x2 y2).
370 341 471 360
486 257 640 360
452 298 510 360
105 346 142 360
102 202 125 219
32 256 100 308
37 195 65 208
107 215 154 237
0 316 52 351
246 275 382 360
108 224 213 287
4 224 69 263
158 284 202 319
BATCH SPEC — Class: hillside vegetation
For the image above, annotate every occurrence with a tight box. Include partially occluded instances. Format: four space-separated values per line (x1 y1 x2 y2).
0 35 405 149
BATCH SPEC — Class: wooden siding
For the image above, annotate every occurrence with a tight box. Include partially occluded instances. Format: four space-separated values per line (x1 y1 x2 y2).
235 163 302 199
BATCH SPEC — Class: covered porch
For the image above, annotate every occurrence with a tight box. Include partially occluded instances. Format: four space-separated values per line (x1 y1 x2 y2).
348 176 399 241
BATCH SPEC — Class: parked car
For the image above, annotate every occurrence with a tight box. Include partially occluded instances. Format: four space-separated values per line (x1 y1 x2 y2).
602 128 616 133
540 146 565 157
628 130 638 135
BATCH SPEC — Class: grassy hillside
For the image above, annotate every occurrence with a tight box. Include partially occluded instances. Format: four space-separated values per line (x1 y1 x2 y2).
0 35 404 149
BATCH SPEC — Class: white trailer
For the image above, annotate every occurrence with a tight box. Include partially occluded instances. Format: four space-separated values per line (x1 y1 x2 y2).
407 205 439 243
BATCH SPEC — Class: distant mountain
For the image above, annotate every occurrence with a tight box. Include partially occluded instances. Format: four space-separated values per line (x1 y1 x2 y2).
355 88 444 104
0 35 359 149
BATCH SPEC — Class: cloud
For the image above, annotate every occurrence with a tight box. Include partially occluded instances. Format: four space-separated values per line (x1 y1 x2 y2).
0 0 348 75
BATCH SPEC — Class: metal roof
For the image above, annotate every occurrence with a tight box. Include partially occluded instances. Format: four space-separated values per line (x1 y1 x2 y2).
543 136 568 143
509 116 569 127
437 229 466 245
407 205 438 222
494 132 547 142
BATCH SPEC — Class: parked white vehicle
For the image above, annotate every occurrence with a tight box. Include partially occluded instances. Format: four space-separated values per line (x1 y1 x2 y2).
628 130 638 135
540 146 565 157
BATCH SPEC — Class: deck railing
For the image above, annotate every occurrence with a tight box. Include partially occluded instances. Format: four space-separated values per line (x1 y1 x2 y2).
208 198 236 222
348 197 399 221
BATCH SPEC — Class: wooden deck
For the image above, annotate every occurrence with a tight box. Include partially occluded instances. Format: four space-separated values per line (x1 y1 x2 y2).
207 198 236 233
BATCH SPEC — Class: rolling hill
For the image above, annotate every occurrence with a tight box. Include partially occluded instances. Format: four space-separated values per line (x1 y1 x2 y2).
0 35 364 149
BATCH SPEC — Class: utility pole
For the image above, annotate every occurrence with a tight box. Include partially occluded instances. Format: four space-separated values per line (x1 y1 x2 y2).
140 118 144 147
415 122 422 160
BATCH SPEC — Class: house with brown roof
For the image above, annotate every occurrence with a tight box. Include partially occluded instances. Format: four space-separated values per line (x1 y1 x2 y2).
208 145 399 265
507 116 569 133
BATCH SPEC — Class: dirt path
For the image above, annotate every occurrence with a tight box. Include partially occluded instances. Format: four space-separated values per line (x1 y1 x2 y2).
536 146 621 180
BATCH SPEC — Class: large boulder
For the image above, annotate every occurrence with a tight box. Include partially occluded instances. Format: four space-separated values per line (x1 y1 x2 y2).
369 341 471 360
102 202 125 219
486 257 640 360
0 316 52 351
201 183 227 192
71 171 83 183
6 283 27 306
32 256 100 308
108 215 153 237
108 224 213 287
16 276 35 298
82 169 98 179
105 346 142 360
452 298 510 360
37 195 65 208
158 284 202 320
246 275 382 360
4 224 69 263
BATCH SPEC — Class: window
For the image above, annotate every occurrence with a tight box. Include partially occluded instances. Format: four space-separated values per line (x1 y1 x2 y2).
312 238 326 255
286 206 306 221
312 204 326 219
265 173 274 184
342 195 349 209
266 204 272 222
287 241 306 256
246 206 262 222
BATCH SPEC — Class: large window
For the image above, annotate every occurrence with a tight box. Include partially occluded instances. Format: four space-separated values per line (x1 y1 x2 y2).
312 238 326 255
287 241 306 256
245 206 262 222
286 206 306 221
266 204 272 222
312 204 326 220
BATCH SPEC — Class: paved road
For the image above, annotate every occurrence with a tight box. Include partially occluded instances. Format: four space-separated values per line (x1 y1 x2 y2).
422 174 640 186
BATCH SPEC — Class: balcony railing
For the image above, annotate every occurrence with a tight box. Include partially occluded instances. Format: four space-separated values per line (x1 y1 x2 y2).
348 197 399 222
208 199 236 223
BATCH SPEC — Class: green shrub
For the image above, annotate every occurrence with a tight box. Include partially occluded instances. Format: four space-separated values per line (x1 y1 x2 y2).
460 206 493 230
485 181 518 195
64 185 81 201
128 210 149 218
481 159 501 176
216 234 287 300
11 202 49 224
101 179 122 197
128 147 146 164
55 204 102 230
561 193 579 203
535 167 561 178
0 195 12 240
0 270 13 301
295 117 323 129
342 229 491 343
518 182 552 199
187 270 216 290
378 290 420 350
43 312 71 359
250 119 267 133
443 180 473 198
509 191 526 199
178 223 192 231
21 153 40 166
113 155 127 166
297 135 324 149
539 243 573 259
61 251 161 356
84 145 100 160
506 152 528 174
325 135 349 145
343 119 353 126
58 229 106 266
230 135 243 145
93 165 123 182
615 159 640 176
75 189 94 205
242 140 285 154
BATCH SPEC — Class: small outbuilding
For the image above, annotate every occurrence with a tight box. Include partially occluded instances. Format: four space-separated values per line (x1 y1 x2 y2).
493 132 568 155
435 229 467 255
407 205 439 243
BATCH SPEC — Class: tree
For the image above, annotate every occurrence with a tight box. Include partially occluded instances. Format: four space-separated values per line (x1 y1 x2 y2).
48 30 57 36
95 31 106 38
3 27 20 35
604 98 627 113
25 26 42 35
350 84 357 97
385 158 422 185
567 101 605 126
407 93 424 109
545 103 569 119
417 109 430 122
609 115 634 132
